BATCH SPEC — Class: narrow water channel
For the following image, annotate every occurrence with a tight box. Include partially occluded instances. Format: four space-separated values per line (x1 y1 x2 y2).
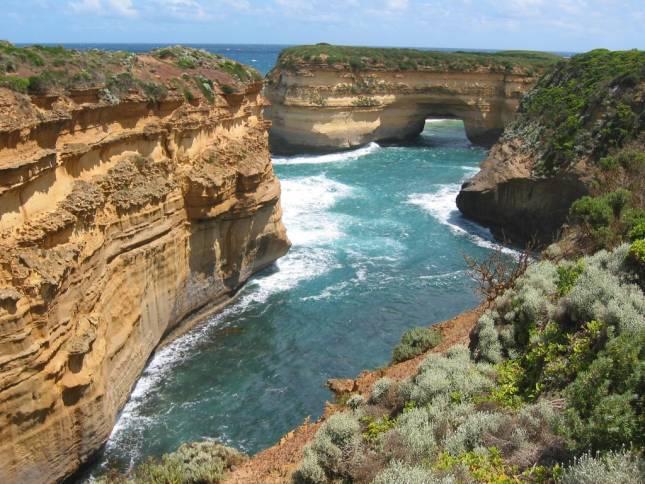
90 119 509 476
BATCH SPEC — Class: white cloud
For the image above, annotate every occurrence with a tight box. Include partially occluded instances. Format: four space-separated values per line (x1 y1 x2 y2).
108 0 137 16
69 0 137 16
384 0 409 10
69 0 102 14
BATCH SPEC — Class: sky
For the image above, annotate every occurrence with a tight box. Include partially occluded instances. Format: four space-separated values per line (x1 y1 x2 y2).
1 0 643 52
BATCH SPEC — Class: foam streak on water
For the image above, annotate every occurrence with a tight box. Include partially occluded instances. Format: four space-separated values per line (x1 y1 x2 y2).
407 185 519 255
272 142 380 165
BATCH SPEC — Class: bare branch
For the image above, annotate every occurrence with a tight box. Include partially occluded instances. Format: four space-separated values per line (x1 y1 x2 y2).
464 243 532 306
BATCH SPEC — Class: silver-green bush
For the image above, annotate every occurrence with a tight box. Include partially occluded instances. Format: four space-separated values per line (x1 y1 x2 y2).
369 377 393 404
561 450 644 484
372 460 444 484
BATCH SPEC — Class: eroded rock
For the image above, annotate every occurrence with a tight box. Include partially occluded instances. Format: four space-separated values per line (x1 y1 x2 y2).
0 50 289 483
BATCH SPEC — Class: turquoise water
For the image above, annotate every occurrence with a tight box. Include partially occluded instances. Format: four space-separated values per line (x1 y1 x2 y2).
87 119 513 476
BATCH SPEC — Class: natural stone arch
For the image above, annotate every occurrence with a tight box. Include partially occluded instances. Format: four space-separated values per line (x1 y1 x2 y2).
265 67 538 154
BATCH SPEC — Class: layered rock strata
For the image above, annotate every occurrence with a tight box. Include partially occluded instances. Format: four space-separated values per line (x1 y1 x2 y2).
265 60 547 154
0 47 289 483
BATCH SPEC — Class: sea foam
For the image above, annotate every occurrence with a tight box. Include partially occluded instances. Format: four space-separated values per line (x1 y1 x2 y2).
407 184 519 255
272 142 380 165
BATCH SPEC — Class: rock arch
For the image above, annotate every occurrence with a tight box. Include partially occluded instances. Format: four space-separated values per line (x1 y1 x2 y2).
265 67 539 154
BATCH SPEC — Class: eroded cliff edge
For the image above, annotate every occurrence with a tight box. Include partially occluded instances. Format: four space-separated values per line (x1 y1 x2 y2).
457 49 644 245
265 46 560 154
0 45 289 483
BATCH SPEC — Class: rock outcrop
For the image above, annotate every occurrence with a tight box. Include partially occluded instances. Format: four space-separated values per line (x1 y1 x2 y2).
458 49 644 245
265 46 559 153
0 45 289 483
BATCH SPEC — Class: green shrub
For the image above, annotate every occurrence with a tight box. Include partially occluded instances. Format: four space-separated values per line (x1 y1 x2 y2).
348 57 365 70
142 82 168 101
570 196 613 229
195 77 214 103
394 407 436 459
177 56 198 69
277 45 560 73
324 412 360 448
0 75 30 92
628 221 645 241
219 83 236 95
398 59 418 70
519 49 644 173
107 72 136 94
351 96 380 108
563 331 644 452
472 312 503 363
433 447 517 482
304 412 361 480
361 415 396 442
565 260 645 333
628 239 645 266
605 188 632 218
411 346 495 405
183 88 195 102
557 260 585 296
392 327 443 363
488 359 524 408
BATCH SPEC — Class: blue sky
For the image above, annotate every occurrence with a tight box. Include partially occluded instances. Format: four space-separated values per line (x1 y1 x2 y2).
2 0 643 52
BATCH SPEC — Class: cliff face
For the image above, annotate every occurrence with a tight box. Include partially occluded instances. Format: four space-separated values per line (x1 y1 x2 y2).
0 46 289 483
264 47 559 154
456 144 590 244
457 49 644 245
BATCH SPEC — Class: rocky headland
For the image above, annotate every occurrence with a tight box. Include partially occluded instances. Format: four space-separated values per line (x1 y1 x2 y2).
265 45 560 153
457 49 644 245
0 44 289 483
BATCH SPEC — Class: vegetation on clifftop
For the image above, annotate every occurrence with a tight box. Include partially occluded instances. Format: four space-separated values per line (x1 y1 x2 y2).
276 44 561 74
505 49 644 175
99 441 246 484
0 41 260 103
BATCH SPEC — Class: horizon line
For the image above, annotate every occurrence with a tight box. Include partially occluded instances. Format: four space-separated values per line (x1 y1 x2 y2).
9 41 583 54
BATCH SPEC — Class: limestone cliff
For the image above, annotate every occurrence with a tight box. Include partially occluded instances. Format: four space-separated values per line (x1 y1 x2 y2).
265 46 559 153
0 45 289 483
457 49 644 245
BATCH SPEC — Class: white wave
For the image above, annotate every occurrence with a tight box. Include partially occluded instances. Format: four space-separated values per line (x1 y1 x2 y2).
419 270 466 280
244 248 340 305
280 175 356 246
407 185 519 255
272 142 380 165
461 165 480 172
